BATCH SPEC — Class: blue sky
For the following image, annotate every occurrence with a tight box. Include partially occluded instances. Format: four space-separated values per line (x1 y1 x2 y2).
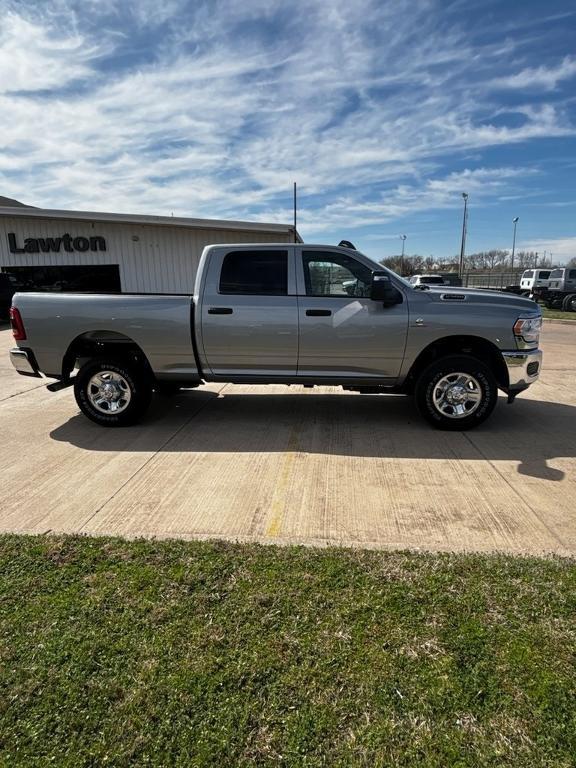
0 0 575 261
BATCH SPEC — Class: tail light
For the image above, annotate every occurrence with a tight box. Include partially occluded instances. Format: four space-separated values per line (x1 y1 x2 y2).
9 307 26 341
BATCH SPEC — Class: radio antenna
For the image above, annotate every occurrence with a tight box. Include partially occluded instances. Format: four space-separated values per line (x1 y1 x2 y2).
293 181 297 243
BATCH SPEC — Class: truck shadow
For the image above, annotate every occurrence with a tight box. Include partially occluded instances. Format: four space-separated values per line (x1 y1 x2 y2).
49 390 574 482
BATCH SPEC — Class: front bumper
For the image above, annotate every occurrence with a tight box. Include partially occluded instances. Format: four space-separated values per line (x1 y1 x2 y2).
9 348 42 378
502 348 542 391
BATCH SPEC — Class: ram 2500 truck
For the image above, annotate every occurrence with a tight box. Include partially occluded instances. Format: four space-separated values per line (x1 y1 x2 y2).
9 243 543 430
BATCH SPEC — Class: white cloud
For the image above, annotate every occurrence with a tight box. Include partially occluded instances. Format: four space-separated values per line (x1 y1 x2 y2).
519 238 576 263
0 0 573 242
0 12 104 93
491 56 576 91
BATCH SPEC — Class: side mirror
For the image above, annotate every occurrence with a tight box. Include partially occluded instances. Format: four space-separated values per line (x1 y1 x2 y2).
371 271 403 306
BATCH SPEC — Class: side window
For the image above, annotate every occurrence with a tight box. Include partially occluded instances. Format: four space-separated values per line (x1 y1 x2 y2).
569 270 576 280
219 250 288 295
302 251 373 298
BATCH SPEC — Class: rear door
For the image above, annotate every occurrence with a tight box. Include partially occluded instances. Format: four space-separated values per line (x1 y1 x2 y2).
296 248 408 379
200 247 298 376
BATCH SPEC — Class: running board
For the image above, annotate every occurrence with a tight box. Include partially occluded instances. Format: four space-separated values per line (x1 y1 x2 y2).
46 379 74 392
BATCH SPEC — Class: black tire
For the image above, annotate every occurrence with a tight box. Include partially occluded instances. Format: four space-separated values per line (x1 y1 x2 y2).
561 293 576 313
415 355 498 431
74 358 152 427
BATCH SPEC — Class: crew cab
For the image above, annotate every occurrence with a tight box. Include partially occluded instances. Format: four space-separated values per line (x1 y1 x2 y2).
519 269 551 296
9 243 543 430
534 267 576 312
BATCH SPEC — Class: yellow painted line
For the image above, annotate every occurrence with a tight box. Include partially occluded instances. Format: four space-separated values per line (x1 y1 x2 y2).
265 425 300 537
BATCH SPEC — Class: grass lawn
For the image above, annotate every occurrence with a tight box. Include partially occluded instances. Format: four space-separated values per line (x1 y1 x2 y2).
541 307 576 321
0 535 575 767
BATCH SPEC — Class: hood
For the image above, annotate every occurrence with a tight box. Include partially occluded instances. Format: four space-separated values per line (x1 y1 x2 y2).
420 286 541 314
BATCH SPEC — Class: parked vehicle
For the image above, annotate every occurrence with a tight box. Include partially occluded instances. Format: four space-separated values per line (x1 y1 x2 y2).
9 243 543 430
0 275 10 321
533 267 576 311
408 274 446 286
0 272 17 321
519 269 551 296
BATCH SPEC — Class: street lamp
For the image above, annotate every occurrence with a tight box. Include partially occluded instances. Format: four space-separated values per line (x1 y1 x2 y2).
511 217 519 273
400 234 407 275
458 193 468 280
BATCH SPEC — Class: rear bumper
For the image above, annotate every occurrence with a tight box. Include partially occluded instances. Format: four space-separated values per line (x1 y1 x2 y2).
9 348 42 378
502 349 542 391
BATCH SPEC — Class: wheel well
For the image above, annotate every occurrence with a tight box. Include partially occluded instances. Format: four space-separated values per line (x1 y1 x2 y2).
404 335 509 392
62 331 154 380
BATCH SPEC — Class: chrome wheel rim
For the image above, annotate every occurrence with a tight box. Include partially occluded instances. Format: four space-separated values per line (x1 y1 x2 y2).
87 371 132 414
432 372 483 419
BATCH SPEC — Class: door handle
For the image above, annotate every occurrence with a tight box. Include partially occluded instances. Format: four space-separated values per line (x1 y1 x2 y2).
208 307 233 314
305 309 332 316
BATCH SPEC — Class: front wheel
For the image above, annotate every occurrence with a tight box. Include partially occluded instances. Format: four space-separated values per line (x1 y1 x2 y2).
74 359 152 427
561 293 576 313
415 355 498 430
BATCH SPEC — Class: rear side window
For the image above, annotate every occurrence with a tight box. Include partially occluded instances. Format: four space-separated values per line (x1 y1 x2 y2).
570 270 576 280
219 250 288 295
549 269 563 279
537 271 550 279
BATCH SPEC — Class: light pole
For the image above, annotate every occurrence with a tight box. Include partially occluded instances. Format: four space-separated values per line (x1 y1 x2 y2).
400 234 406 275
458 192 468 280
511 216 519 273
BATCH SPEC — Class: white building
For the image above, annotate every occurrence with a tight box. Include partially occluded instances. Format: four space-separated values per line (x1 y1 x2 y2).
0 203 300 294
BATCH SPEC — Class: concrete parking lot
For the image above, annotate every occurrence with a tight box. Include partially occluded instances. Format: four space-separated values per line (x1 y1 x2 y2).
0 323 575 555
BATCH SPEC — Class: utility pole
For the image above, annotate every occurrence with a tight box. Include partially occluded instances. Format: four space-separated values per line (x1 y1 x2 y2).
511 217 519 273
400 234 406 275
293 182 297 243
458 192 468 280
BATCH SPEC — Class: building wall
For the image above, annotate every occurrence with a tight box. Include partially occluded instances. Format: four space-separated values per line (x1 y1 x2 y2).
0 215 292 293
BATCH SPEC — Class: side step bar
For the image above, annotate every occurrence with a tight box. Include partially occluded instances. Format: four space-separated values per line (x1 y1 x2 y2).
46 379 74 393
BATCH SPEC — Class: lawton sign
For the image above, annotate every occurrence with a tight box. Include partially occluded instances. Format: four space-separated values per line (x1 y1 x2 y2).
7 232 107 254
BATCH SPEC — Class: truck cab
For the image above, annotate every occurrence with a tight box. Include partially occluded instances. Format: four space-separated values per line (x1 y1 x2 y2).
519 269 551 295
535 268 576 312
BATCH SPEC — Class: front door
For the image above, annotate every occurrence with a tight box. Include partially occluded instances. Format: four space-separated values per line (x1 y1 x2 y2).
296 249 408 379
200 247 298 376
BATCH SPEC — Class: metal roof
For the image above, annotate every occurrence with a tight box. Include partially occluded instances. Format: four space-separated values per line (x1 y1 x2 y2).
0 205 303 241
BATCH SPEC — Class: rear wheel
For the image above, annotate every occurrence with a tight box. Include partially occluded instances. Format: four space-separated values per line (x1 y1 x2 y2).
415 355 498 430
74 358 152 427
561 293 576 313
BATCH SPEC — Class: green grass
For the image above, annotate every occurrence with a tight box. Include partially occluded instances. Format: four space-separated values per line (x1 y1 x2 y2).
0 535 575 767
541 307 576 321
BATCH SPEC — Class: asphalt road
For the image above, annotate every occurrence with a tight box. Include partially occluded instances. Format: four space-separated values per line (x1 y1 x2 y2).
1 323 575 555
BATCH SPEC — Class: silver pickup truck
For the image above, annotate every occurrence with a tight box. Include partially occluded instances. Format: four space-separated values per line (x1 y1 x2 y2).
9 242 542 430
